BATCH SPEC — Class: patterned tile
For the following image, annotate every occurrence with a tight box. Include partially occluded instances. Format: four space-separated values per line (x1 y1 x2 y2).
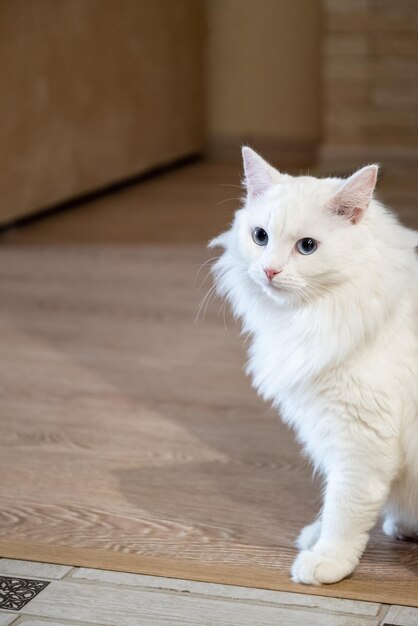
0 575 49 611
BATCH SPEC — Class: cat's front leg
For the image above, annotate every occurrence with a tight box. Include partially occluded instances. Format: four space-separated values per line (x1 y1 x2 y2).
296 518 322 550
292 465 393 585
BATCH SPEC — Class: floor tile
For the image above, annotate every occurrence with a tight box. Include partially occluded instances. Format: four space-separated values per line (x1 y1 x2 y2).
19 579 383 626
0 561 72 581
73 568 382 616
383 605 418 626
17 617 100 626
0 614 19 626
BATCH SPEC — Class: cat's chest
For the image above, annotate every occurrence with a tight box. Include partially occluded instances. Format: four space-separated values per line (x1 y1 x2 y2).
247 328 347 456
246 322 318 400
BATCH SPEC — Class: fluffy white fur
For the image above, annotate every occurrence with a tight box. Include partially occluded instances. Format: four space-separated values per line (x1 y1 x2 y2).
210 147 418 585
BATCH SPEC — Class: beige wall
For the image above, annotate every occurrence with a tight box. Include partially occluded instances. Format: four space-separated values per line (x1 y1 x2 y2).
207 0 322 151
321 0 418 165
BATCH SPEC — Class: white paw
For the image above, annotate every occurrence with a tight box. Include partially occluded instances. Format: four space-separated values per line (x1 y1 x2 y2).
291 549 357 585
383 517 418 542
296 519 321 550
383 517 402 539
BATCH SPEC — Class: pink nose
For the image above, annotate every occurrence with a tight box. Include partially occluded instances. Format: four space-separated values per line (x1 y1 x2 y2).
264 267 281 281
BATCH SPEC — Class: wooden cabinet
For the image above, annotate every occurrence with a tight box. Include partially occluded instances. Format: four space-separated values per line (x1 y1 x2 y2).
0 0 204 223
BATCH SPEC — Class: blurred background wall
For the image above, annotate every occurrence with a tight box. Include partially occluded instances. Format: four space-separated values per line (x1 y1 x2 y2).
0 0 204 223
206 0 322 164
1 0 417 224
322 0 418 167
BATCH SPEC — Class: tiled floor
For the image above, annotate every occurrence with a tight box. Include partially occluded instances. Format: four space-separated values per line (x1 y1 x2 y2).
1 558 417 626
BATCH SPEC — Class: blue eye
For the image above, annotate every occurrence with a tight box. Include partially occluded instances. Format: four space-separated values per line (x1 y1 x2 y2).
252 227 268 246
296 238 318 255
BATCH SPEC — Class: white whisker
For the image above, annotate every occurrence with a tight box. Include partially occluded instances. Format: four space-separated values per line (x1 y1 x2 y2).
216 196 242 207
193 256 220 285
194 284 217 324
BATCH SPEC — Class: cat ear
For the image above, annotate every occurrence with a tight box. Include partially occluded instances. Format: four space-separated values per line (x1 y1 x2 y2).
330 165 378 224
242 146 279 199
208 232 229 249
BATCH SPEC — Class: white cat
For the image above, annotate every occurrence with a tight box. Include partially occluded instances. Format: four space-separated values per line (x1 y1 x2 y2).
210 147 418 585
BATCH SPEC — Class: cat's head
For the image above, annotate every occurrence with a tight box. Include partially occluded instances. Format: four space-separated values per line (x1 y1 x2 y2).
210 147 378 307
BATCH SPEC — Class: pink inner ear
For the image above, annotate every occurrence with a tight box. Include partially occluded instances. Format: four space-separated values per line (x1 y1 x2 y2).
334 202 363 225
242 147 275 199
350 207 363 225
330 165 378 224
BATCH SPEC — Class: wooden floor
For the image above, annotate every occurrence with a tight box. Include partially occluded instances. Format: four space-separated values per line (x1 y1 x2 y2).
0 159 417 609
2 157 418 245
